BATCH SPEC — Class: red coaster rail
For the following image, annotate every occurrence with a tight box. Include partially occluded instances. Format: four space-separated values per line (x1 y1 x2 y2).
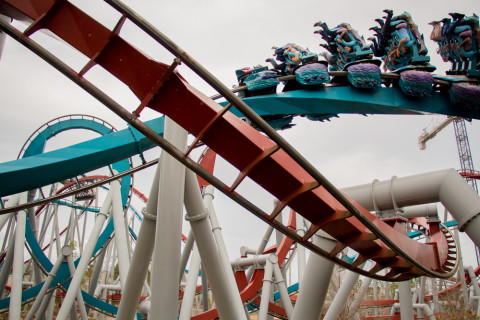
0 0 458 280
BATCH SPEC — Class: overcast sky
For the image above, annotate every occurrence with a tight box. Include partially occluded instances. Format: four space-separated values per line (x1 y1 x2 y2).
0 0 479 271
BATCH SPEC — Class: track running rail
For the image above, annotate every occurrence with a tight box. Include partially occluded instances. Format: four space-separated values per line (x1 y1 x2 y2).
0 0 457 280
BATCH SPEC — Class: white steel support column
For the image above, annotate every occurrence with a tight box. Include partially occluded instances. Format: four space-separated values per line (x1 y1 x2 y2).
398 281 415 320
258 257 274 320
110 178 130 289
56 186 114 320
272 257 294 319
184 169 247 320
454 229 469 306
0 234 14 298
323 264 365 320
25 246 68 320
116 171 160 320
295 213 306 287
179 229 194 283
179 246 201 320
291 231 336 320
202 185 243 307
246 225 273 281
148 117 188 320
9 192 27 320
0 193 18 232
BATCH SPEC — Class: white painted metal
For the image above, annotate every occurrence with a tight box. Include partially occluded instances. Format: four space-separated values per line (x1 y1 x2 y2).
117 161 162 320
342 169 480 248
398 281 415 320
179 246 201 320
25 246 68 320
184 169 247 320
272 257 294 319
56 185 114 320
323 264 365 320
110 178 131 289
295 213 306 288
9 192 27 320
258 256 274 320
454 229 469 306
148 117 188 320
291 231 336 320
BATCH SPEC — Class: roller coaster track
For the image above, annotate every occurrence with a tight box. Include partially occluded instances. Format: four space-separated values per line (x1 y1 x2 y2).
0 0 465 284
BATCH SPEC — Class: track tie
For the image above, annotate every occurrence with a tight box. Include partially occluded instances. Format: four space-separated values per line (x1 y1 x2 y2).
302 210 351 240
23 0 68 37
229 145 281 192
340 231 377 245
184 103 234 156
269 181 320 220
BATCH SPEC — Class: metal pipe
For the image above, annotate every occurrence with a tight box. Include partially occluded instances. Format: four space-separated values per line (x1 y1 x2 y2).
272 257 293 319
291 232 336 320
110 178 130 289
295 213 306 288
179 229 195 284
398 281 415 320
25 246 69 320
116 159 162 320
343 169 480 248
85 245 106 315
454 229 469 306
203 185 242 303
149 117 187 320
258 257 274 320
201 264 209 311
179 246 201 320
56 186 113 320
246 225 274 281
0 193 17 231
0 232 14 298
9 192 27 320
323 263 366 320
184 169 247 320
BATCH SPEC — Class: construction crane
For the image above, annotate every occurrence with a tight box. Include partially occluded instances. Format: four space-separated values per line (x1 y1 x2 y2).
419 116 479 263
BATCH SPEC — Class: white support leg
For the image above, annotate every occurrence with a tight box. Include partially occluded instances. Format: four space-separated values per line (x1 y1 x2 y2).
272 257 294 319
9 192 27 320
56 186 113 320
291 231 336 320
323 264 365 320
179 246 202 320
184 169 247 320
110 178 130 289
258 257 274 320
116 158 160 319
398 280 415 320
148 117 188 320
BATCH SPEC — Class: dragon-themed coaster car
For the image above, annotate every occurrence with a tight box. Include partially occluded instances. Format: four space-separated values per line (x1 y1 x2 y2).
430 13 480 109
235 44 330 97
314 21 382 89
370 10 436 97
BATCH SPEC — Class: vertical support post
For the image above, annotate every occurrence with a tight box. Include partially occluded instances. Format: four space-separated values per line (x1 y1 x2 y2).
246 225 273 281
454 229 469 306
272 257 294 319
202 185 245 308
398 281 415 320
258 257 274 320
178 246 202 320
9 192 28 320
179 229 195 284
291 231 336 320
201 265 209 311
429 277 441 313
56 186 113 320
184 169 247 320
25 247 67 320
295 213 306 288
0 234 14 298
148 117 187 320
323 264 365 320
110 178 130 289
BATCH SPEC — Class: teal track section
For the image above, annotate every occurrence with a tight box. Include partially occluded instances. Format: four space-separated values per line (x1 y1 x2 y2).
1 86 479 198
